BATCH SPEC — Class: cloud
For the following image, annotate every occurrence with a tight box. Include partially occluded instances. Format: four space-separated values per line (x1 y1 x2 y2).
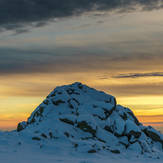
0 47 109 75
97 83 163 97
0 46 163 76
0 0 162 32
113 72 163 78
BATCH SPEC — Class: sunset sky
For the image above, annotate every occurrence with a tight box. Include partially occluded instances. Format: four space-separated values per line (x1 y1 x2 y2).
0 0 163 131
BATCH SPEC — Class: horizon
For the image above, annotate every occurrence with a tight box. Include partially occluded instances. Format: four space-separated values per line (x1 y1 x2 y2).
0 0 163 133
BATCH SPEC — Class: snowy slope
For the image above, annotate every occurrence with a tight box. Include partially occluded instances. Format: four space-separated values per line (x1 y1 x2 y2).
0 82 163 163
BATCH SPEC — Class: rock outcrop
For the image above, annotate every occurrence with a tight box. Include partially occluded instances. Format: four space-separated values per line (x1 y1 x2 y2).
17 82 163 156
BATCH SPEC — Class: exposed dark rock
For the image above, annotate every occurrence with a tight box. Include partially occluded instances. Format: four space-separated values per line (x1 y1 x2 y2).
113 97 117 107
119 141 129 148
105 100 111 103
74 143 78 148
52 100 65 105
103 106 115 119
66 88 80 95
110 149 120 154
68 99 74 109
50 92 56 97
17 123 24 132
120 113 128 121
128 130 141 139
93 114 105 120
43 100 49 105
17 121 27 132
72 98 80 105
18 142 22 145
93 104 98 108
39 106 44 115
104 125 113 133
41 133 47 138
58 92 62 95
77 121 96 136
96 137 106 143
49 132 53 139
81 137 94 140
67 98 80 109
143 127 162 143
88 149 97 153
32 137 41 141
64 132 70 137
127 111 140 126
29 118 36 124
59 118 74 125
27 106 45 124
78 83 83 89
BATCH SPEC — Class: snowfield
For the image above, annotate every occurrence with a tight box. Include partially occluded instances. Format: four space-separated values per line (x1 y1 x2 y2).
0 82 162 163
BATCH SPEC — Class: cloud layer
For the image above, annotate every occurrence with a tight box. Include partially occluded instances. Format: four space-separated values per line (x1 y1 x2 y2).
0 0 162 31
114 72 163 78
0 45 163 76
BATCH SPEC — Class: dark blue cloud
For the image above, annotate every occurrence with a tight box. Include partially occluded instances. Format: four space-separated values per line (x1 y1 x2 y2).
0 47 112 74
113 72 163 78
0 46 162 75
0 0 162 31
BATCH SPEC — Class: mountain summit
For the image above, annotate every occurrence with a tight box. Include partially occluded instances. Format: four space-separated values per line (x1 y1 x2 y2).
17 82 163 157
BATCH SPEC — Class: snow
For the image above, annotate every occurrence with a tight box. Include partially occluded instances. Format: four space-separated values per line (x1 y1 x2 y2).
127 142 142 154
125 119 141 134
0 82 162 163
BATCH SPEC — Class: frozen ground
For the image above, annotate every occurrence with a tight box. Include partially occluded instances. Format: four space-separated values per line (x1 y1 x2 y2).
0 131 162 163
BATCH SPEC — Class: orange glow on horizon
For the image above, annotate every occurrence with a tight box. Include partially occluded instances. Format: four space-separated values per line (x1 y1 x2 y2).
0 73 163 130
0 113 29 131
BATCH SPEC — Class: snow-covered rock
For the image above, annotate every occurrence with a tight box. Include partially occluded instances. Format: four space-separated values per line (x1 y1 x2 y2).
17 121 27 132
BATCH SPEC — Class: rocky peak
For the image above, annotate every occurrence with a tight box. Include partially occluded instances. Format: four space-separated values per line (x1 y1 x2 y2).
17 82 163 157
25 82 116 125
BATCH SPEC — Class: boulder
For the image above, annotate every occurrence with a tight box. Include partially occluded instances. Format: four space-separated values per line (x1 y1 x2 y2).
17 121 27 132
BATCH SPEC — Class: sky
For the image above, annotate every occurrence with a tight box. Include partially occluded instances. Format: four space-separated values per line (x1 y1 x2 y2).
0 0 163 132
